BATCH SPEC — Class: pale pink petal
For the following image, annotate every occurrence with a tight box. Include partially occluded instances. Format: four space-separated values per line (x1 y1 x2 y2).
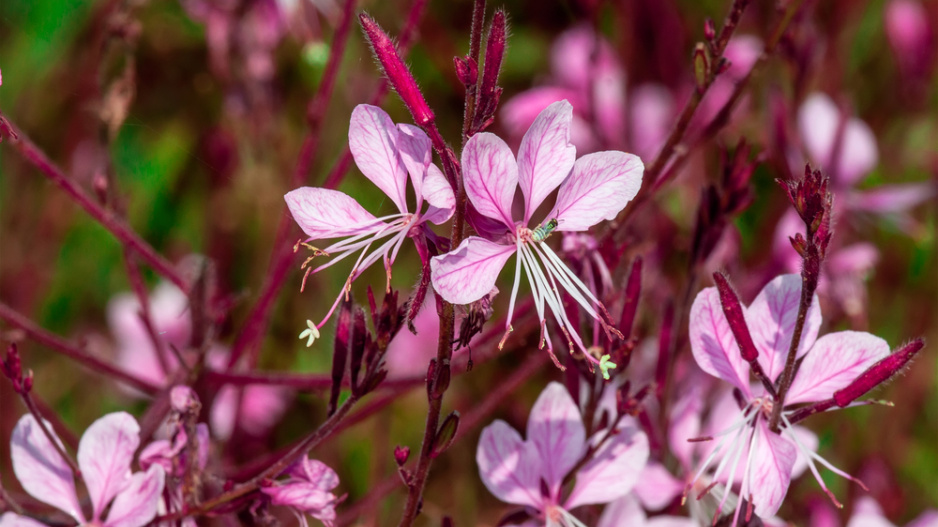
261 482 335 510
907 511 938 527
430 237 515 305
385 297 438 378
669 381 705 470
287 458 340 491
886 0 932 65
646 517 700 527
77 412 140 519
629 83 674 160
565 422 649 509
848 183 936 214
810 500 842 527
550 26 618 91
284 187 382 240
517 100 577 223
394 123 432 200
0 513 49 527
348 104 409 213
688 287 750 393
828 243 879 276
210 386 238 440
724 35 762 80
786 331 890 404
502 87 582 143
10 415 83 523
476 420 542 508
549 151 643 231
598 495 647 527
239 384 289 436
633 462 685 510
103 466 165 527
747 274 822 381
462 132 519 227
749 423 796 518
526 382 586 496
847 497 896 527
148 283 190 341
591 58 627 147
798 93 877 187
772 209 806 273
420 164 455 225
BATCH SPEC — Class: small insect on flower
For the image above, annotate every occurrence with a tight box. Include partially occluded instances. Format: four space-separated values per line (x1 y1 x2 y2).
530 218 560 242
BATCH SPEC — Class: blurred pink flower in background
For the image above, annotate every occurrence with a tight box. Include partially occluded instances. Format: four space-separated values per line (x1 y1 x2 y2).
688 274 890 522
107 283 288 440
501 26 673 159
692 35 762 133
2 413 164 527
809 496 938 527
598 494 695 527
260 457 341 527
477 382 649 526
885 0 935 79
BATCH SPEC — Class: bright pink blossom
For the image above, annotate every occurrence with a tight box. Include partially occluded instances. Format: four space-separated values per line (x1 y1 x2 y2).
476 382 649 526
431 101 642 373
4 413 164 527
687 274 891 522
260 457 341 527
286 104 455 337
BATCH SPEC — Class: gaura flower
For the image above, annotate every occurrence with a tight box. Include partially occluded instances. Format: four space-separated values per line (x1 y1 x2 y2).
477 382 649 527
598 494 696 527
285 104 455 343
687 274 891 524
430 101 643 376
2 413 164 527
260 457 341 527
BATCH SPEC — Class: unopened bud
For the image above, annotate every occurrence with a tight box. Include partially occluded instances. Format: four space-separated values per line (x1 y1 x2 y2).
713 272 760 362
170 385 201 413
704 19 716 41
454 55 478 87
834 339 925 407
431 411 460 458
359 14 435 126
394 445 410 466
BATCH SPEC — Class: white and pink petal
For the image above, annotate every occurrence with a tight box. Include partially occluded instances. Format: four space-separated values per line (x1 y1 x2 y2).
348 105 410 213
420 164 455 225
476 420 542 508
526 382 586 497
747 274 822 381
748 424 797 519
785 331 890 405
77 412 140 519
102 465 165 527
517 100 577 223
10 414 84 524
565 421 649 509
461 132 519 228
688 287 750 393
430 237 515 305
550 151 643 232
285 187 383 240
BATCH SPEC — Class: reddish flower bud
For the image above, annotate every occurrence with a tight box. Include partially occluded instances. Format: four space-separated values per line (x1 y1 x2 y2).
704 18 717 41
713 272 759 362
833 339 925 407
619 256 643 339
349 307 367 394
394 445 410 466
454 55 478 87
359 14 435 126
330 298 352 413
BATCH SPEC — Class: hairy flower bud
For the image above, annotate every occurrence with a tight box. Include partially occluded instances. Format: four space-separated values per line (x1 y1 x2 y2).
833 339 925 407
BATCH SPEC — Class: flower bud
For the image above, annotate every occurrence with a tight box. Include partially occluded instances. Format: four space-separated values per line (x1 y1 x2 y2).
704 18 716 41
833 339 925 407
394 445 410 466
359 14 435 126
454 55 478 87
693 43 709 93
431 411 460 458
713 272 759 361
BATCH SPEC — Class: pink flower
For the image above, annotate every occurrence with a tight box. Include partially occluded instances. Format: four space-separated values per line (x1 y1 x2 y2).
4 413 164 527
810 496 938 527
797 92 934 214
476 382 649 526
687 274 891 522
431 101 643 375
108 283 289 439
260 457 341 527
285 104 455 340
885 0 935 78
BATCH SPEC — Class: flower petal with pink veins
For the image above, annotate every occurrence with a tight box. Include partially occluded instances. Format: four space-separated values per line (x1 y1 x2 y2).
284 187 382 240
565 421 649 509
10 415 84 523
430 237 515 305
688 287 750 394
749 423 796 518
103 465 165 527
501 87 584 144
517 100 577 223
394 123 432 200
526 382 586 497
348 104 409 213
747 274 822 381
786 331 890 404
0 513 49 527
420 164 455 225
549 151 643 231
476 420 542 508
77 412 140 519
798 93 878 187
461 132 519 228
